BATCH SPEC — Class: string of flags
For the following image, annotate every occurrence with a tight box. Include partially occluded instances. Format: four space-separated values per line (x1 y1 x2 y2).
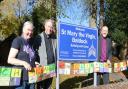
28 63 56 83
0 67 21 86
0 63 56 86
59 61 128 75
0 61 128 86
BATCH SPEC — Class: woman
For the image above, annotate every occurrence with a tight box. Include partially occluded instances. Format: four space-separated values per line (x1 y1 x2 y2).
8 21 36 89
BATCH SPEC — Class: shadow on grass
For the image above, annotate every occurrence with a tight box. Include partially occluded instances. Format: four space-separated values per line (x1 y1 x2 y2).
60 74 94 89
122 70 128 79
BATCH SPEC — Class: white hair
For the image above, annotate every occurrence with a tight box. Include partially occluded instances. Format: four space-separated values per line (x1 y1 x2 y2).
23 21 34 31
44 19 54 26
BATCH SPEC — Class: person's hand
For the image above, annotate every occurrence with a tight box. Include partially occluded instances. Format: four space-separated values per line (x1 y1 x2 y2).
23 61 32 70
35 61 41 67
107 60 111 67
107 60 111 64
35 61 40 65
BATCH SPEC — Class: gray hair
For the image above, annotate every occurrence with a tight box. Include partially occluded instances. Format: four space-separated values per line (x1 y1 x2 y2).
23 21 34 30
44 19 54 26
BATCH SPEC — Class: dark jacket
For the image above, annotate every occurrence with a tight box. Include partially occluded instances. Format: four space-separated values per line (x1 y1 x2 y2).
98 35 112 62
34 32 57 65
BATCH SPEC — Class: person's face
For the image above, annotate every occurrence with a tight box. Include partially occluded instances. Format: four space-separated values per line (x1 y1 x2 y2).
100 26 108 38
45 21 54 35
23 25 33 39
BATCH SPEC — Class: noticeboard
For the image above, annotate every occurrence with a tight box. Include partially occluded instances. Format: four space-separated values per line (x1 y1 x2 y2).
58 22 98 61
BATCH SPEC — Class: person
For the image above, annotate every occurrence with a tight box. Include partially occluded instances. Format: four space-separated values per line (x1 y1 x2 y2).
7 21 36 89
34 19 56 89
97 26 112 85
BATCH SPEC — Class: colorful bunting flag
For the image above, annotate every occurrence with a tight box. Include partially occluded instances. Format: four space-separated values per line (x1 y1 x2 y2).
28 63 56 83
94 62 100 72
89 63 94 73
85 63 90 74
114 63 120 72
99 62 104 73
1 60 128 86
120 61 127 71
71 63 80 74
79 63 85 74
0 67 21 86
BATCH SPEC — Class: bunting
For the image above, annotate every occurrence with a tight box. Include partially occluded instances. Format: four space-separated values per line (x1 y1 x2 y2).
59 61 128 75
28 63 56 83
0 67 21 86
0 61 128 86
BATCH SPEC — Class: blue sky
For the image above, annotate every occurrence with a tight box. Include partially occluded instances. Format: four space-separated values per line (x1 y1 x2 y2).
57 0 90 27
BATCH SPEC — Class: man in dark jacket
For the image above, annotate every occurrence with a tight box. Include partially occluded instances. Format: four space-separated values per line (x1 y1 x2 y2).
34 19 56 89
97 26 112 85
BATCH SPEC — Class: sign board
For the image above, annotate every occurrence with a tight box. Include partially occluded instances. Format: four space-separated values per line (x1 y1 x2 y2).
58 22 98 61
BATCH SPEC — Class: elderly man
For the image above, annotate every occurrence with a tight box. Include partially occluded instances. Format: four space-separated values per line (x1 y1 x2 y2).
34 19 56 89
97 26 112 85
8 21 36 89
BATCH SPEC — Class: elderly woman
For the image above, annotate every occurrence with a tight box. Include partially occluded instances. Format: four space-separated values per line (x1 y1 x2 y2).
8 21 36 89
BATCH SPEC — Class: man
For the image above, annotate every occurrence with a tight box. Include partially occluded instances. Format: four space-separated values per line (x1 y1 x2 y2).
34 19 56 89
8 21 36 89
97 26 112 85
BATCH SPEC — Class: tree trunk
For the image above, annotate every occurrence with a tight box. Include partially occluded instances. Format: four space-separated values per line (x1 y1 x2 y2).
89 0 97 27
119 41 128 60
51 0 56 19
99 0 105 28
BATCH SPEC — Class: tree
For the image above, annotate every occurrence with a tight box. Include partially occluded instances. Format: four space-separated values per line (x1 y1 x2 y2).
105 0 128 59
32 0 56 34
105 0 128 34
0 0 34 40
0 0 20 39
